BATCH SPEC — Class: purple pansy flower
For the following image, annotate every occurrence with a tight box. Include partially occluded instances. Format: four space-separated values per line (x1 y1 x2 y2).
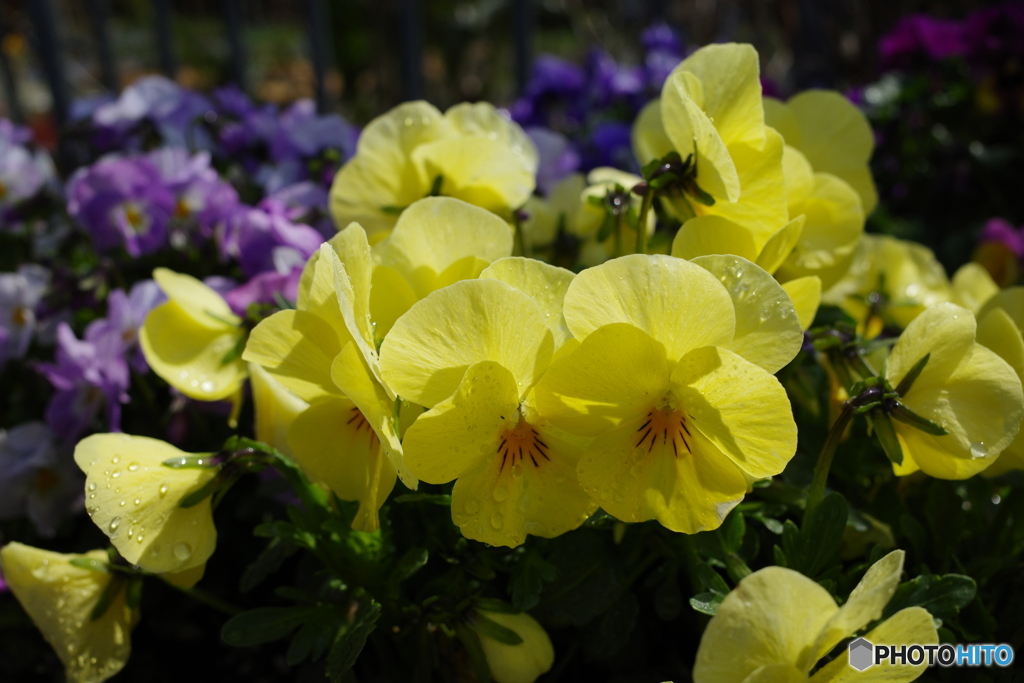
0 421 82 537
87 280 166 373
220 205 323 277
980 217 1024 258
146 147 240 240
67 155 176 256
0 265 50 369
92 75 213 149
258 181 332 236
224 268 303 314
879 15 968 69
527 127 581 195
38 322 130 441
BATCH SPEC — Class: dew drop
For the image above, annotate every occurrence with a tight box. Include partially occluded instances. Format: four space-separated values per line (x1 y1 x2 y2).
490 512 503 529
136 534 144 543
111 470 121 479
108 517 121 532
173 542 193 560
111 456 120 465
127 526 134 539
119 500 126 507
200 381 214 393
970 441 987 458
465 500 480 514
159 484 170 497
510 463 523 478
134 498 142 506
127 462 139 472
493 486 509 502
630 464 643 477
88 482 97 492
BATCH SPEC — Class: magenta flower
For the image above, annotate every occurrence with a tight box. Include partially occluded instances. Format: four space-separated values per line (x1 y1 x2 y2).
879 15 968 69
980 217 1024 258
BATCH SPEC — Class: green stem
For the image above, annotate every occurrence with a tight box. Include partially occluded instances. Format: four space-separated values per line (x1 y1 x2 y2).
635 190 654 255
613 210 623 257
157 576 242 616
514 211 532 258
806 401 857 515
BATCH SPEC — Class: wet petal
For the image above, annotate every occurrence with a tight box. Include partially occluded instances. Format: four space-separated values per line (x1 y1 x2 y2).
243 310 346 402
782 276 822 331
481 257 575 349
672 215 760 263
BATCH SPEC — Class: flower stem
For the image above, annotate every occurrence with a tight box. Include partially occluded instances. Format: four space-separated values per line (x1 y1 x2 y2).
635 189 654 255
806 400 856 515
514 211 532 258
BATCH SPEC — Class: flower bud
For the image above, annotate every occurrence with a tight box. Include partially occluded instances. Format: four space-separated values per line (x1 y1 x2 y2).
476 610 554 683
0 542 137 683
75 433 218 574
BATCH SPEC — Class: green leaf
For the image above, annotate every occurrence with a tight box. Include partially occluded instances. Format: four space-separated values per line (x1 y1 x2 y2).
221 606 316 647
695 563 729 595
454 622 492 683
179 472 225 508
474 598 519 614
286 609 341 667
508 550 557 612
325 600 382 681
883 574 977 622
895 353 930 396
869 411 904 465
582 591 640 660
799 492 848 577
468 611 524 645
240 538 299 593
220 332 248 366
891 402 948 436
390 547 429 584
392 493 452 506
689 591 724 615
125 576 144 610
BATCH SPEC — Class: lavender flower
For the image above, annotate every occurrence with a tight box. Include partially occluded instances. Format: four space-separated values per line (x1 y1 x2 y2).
219 205 323 277
66 155 175 256
0 122 56 229
224 268 303 314
980 217 1024 258
38 322 130 441
527 127 581 196
879 15 968 69
258 181 332 236
92 75 213 149
146 147 240 241
0 421 82 537
87 281 166 373
0 265 50 369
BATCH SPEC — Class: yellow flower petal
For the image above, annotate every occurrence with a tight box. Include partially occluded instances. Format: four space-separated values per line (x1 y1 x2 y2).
480 257 575 349
0 543 135 683
691 255 804 373
783 90 878 215
563 254 736 364
806 550 905 670
575 406 749 533
782 145 816 205
379 279 553 408
243 309 346 402
402 360 519 485
886 303 975 387
661 71 740 203
809 607 937 683
534 323 671 437
373 196 513 299
139 300 247 401
670 346 797 479
756 216 806 275
152 267 239 329
331 341 415 489
369 265 419 340
693 566 837 683
977 307 1024 380
696 130 789 242
951 263 998 313
75 434 217 574
762 97 800 147
978 286 1024 329
742 665 809 683
444 101 539 172
631 99 675 166
163 562 206 589
475 610 554 683
287 397 396 532
329 101 449 236
782 276 823 330
295 242 356 344
249 362 309 458
413 137 535 215
671 215 760 263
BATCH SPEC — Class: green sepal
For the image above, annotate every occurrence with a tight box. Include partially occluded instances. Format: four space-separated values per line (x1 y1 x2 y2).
467 611 524 645
869 410 904 465
179 471 227 509
454 622 492 683
162 455 217 469
891 402 949 436
428 174 444 197
473 598 518 614
90 574 126 622
895 353 930 396
220 332 248 366
69 557 109 574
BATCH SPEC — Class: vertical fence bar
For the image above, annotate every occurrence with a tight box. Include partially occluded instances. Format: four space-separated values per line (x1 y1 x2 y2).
398 0 423 101
513 0 532 97
153 0 178 78
86 0 119 92
303 0 331 112
0 8 24 124
223 0 246 89
27 0 69 127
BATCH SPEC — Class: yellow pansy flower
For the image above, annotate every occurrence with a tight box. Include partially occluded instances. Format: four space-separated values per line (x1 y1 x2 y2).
244 243 401 531
950 262 998 314
976 288 1024 475
139 268 247 403
379 262 596 547
329 101 537 238
249 362 308 458
632 44 787 237
772 144 865 290
75 433 217 575
764 90 878 216
671 214 822 330
475 610 555 683
534 255 801 533
693 550 936 683
884 303 1023 479
0 543 138 683
519 173 585 252
823 235 952 337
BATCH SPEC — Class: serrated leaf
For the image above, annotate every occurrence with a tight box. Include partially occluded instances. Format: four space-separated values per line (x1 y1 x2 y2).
883 574 977 622
325 600 381 681
221 606 316 647
508 550 557 612
390 547 428 584
695 563 729 595
240 538 299 593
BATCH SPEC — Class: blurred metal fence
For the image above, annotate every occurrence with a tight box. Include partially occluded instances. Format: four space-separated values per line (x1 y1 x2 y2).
5 0 536 126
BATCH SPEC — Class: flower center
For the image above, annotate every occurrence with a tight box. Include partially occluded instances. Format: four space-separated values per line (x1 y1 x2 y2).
121 202 150 234
496 418 550 472
0 181 7 200
174 197 192 218
636 406 692 458
11 306 28 326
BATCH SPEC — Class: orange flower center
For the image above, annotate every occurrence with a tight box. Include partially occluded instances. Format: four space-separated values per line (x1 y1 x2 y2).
496 418 550 472
636 406 693 457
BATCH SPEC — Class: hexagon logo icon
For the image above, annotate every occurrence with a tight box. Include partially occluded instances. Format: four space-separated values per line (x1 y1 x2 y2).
849 638 874 671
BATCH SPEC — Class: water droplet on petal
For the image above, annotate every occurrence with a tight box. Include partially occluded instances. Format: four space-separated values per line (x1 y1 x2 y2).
493 486 508 502
159 484 170 497
108 517 121 532
127 462 139 472
88 482 97 492
970 441 987 458
173 542 192 560
490 512 503 529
